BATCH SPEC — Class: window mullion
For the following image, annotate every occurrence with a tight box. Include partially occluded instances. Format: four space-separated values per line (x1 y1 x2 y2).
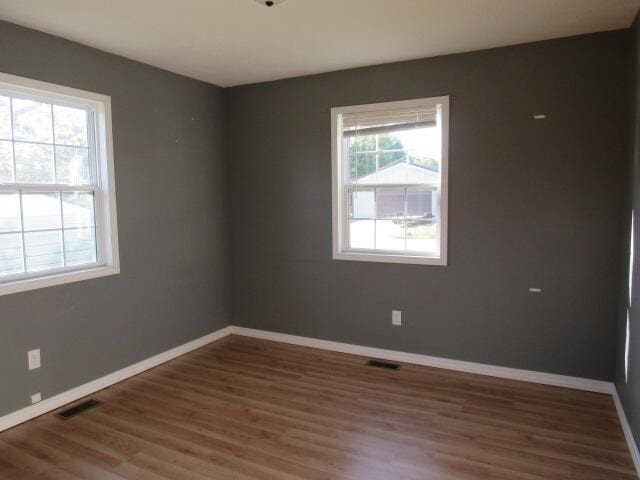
18 190 26 274
404 187 408 251
375 134 379 183
88 110 98 187
59 190 66 267
373 187 377 250
9 97 16 182
0 184 97 192
50 104 57 184
87 109 101 264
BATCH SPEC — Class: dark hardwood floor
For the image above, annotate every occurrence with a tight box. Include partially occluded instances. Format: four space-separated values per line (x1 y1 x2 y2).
0 334 636 479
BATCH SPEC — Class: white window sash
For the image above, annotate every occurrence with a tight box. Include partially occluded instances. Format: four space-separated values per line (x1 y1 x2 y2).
331 96 449 266
0 72 119 295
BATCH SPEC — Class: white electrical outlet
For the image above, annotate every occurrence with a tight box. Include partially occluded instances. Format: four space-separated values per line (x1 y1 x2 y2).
392 310 402 326
529 288 542 293
28 349 41 370
30 393 41 404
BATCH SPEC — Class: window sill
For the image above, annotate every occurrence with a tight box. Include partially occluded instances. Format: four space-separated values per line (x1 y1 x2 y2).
0 265 119 297
333 250 447 266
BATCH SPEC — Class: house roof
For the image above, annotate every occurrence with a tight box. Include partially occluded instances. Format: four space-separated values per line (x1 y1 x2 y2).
355 161 439 185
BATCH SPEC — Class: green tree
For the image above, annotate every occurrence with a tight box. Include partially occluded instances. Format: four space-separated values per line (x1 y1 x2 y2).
349 133 404 180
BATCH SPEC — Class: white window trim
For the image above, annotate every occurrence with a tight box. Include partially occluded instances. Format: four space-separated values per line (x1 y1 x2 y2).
0 72 120 296
331 96 449 266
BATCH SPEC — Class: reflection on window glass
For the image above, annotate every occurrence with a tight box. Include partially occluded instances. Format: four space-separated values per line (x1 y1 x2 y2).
64 227 96 266
0 192 21 232
0 96 11 140
22 193 62 231
54 105 88 147
24 230 64 272
56 146 91 185
62 192 95 228
12 98 53 143
0 90 100 280
0 141 14 183
14 142 55 184
0 233 24 275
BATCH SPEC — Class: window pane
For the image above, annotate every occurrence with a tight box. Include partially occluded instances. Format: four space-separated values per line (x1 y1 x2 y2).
0 96 11 140
0 233 24 276
12 98 53 143
407 189 434 219
349 219 374 249
408 151 439 172
56 146 90 185
349 135 375 155
22 192 61 231
64 227 96 266
0 192 21 232
54 105 88 147
14 142 55 183
376 188 405 220
62 192 94 228
350 152 376 182
375 220 405 251
349 190 374 219
337 102 446 261
378 149 404 170
24 230 63 272
0 140 13 183
406 219 437 253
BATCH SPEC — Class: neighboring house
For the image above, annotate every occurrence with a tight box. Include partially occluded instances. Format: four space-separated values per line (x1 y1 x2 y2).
355 160 440 185
352 161 438 220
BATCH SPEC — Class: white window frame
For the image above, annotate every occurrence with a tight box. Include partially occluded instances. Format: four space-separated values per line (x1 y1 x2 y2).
331 96 449 266
0 72 119 296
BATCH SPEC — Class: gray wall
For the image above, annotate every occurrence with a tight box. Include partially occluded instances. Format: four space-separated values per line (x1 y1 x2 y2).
616 15 640 449
0 21 229 416
0 19 633 420
227 30 631 381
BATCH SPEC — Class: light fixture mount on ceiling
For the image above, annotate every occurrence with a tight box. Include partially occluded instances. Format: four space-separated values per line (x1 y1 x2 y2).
255 0 286 6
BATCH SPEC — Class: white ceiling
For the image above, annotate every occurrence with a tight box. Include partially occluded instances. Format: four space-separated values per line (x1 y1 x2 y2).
0 0 637 87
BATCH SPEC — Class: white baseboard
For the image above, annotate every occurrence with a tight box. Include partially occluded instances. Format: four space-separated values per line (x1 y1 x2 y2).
229 327 640 476
229 326 614 394
0 325 233 432
612 387 640 477
2 323 638 479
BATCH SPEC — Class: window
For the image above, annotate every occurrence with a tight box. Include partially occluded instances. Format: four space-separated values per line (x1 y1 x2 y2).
0 73 119 295
331 97 449 265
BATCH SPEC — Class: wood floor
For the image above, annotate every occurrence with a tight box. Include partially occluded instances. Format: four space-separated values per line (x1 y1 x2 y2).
0 335 636 480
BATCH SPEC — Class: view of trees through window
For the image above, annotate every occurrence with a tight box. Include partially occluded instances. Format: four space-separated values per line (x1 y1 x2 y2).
345 126 441 253
349 132 439 181
335 99 447 263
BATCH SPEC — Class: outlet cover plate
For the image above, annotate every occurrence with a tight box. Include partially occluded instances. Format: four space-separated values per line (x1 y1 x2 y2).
28 349 41 370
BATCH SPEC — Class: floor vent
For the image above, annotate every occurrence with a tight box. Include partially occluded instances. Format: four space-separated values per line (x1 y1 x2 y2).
56 399 102 420
367 359 401 370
